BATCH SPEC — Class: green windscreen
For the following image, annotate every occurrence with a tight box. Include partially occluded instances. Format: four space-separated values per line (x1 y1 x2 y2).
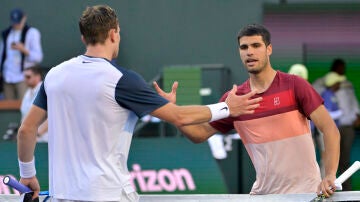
163 66 202 105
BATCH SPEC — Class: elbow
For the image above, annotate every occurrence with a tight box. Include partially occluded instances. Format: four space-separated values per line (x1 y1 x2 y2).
191 138 206 144
182 132 208 144
17 126 26 142
27 53 43 63
17 125 34 142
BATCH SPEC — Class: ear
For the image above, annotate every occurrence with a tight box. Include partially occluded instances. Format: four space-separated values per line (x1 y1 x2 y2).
80 35 86 44
109 29 116 43
267 44 272 56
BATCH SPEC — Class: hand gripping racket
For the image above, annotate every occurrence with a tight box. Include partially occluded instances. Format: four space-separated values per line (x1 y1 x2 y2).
2 176 50 202
310 161 360 202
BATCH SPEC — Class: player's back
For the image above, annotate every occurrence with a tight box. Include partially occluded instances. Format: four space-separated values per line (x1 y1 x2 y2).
44 55 137 200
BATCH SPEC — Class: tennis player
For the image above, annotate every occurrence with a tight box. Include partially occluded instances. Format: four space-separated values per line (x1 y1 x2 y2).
16 5 262 202
155 24 340 198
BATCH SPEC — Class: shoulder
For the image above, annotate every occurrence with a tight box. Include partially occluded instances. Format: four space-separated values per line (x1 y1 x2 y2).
46 57 78 76
277 71 297 82
112 64 145 82
1 26 12 37
279 71 309 87
26 27 41 37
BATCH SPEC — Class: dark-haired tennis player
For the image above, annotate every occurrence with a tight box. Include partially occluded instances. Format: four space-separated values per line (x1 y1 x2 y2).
155 23 340 198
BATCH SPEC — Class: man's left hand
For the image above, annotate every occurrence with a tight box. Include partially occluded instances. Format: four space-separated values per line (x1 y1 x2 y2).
317 175 336 198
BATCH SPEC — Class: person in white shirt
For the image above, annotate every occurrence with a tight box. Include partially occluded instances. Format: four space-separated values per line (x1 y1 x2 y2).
20 66 48 142
0 8 43 100
16 5 261 202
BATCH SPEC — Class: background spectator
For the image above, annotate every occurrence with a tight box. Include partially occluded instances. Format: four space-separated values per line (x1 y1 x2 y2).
0 8 43 100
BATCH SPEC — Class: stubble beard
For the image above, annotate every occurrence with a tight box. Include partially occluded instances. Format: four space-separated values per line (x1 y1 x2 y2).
246 60 267 75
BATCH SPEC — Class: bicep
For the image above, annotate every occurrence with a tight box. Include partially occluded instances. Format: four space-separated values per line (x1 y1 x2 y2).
22 105 47 128
310 105 336 134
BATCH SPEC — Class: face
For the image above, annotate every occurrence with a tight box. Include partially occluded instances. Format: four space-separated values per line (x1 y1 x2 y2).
238 35 272 74
12 16 26 30
333 82 341 92
24 70 40 88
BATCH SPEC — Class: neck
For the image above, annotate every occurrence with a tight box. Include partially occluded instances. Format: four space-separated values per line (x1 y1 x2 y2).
84 43 113 61
30 81 41 89
249 67 277 93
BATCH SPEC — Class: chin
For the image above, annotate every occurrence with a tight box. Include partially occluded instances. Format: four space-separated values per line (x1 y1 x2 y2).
247 67 262 74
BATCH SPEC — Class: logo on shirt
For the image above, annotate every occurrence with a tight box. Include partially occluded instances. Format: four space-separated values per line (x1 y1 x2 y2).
273 97 280 106
82 61 92 64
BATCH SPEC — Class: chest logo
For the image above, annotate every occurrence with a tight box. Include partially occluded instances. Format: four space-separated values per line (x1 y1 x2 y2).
273 96 280 106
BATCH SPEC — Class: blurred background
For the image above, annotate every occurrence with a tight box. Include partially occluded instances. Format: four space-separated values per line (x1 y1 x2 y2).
0 0 359 195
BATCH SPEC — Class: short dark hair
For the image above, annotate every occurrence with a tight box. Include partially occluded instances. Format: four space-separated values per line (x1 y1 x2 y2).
330 58 345 72
237 24 271 46
25 66 42 75
79 5 119 45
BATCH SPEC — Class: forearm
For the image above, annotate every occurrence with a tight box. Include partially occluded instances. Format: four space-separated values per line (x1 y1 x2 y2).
152 103 213 127
321 124 340 177
311 105 340 178
17 124 37 162
178 123 217 143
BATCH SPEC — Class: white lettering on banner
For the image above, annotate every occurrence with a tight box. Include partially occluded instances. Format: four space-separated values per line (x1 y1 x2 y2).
0 175 20 195
130 164 196 192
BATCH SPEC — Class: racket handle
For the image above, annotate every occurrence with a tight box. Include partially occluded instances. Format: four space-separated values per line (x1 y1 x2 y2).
334 161 360 185
3 176 32 193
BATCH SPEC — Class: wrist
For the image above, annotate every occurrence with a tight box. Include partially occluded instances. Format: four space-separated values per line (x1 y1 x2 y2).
206 102 230 122
18 157 36 178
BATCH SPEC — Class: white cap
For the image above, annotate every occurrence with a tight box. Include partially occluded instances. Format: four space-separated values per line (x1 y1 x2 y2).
288 64 308 80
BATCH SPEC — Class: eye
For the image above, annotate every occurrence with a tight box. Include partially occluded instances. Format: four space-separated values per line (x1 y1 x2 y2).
252 43 261 48
239 45 247 50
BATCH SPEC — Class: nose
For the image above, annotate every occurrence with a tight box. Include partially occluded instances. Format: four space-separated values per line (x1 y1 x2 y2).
246 47 254 55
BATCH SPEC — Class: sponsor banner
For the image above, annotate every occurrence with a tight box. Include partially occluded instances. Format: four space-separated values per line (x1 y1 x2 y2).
0 138 228 194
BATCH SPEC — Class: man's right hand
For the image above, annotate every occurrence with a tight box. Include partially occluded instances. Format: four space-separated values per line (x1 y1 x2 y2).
153 81 178 104
225 85 262 117
19 176 40 200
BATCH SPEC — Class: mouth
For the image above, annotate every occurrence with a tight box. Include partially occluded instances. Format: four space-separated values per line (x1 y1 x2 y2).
246 58 258 66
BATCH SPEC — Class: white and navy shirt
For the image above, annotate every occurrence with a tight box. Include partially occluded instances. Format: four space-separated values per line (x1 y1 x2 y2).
34 55 168 201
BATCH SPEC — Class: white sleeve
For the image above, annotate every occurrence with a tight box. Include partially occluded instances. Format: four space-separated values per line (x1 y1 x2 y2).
330 110 343 120
25 28 43 63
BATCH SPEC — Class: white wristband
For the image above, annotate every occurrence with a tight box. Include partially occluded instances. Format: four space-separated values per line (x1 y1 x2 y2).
207 102 230 122
18 157 36 178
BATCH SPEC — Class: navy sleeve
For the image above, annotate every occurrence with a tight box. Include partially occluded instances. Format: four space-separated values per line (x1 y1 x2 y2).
33 82 47 111
115 70 169 118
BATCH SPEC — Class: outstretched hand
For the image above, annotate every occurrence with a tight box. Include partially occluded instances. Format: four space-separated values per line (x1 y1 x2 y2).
153 81 178 104
225 85 262 117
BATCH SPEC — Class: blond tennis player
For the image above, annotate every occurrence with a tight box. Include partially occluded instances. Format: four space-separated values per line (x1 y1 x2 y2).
16 5 262 202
